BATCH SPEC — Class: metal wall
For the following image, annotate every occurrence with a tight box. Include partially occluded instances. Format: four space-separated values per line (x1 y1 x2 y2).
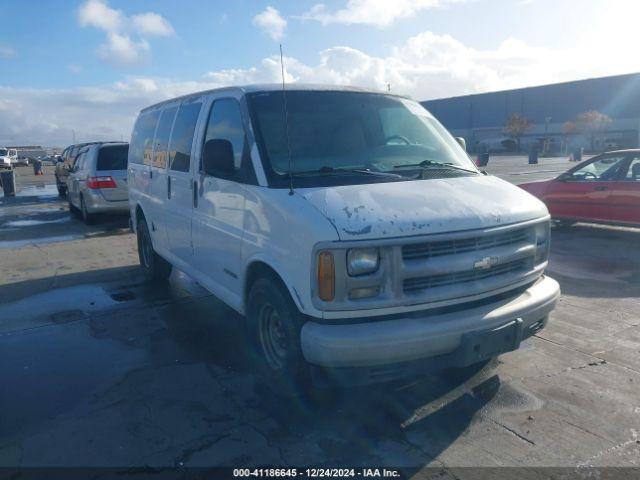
422 72 640 150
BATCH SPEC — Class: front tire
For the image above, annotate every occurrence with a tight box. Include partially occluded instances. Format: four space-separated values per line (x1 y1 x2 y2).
136 218 172 282
247 277 311 398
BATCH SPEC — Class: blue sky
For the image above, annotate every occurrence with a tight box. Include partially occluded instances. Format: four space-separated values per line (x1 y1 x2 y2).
0 0 637 145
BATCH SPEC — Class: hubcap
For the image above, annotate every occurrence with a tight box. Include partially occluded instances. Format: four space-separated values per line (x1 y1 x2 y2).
258 304 287 370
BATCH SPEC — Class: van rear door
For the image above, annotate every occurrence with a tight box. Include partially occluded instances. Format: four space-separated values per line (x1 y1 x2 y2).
97 144 129 202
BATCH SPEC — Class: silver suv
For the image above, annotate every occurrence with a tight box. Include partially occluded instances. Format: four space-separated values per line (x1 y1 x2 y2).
67 142 129 224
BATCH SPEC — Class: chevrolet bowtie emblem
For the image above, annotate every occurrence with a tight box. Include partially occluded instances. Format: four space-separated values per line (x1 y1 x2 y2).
474 256 499 270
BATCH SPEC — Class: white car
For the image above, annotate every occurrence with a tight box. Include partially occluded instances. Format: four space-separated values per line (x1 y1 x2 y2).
128 85 559 391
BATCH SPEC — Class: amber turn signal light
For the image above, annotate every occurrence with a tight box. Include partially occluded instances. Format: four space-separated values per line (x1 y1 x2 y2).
317 251 335 301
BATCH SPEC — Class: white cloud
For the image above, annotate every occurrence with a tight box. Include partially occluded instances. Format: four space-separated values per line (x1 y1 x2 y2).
77 0 124 31
298 0 460 27
130 12 175 37
98 32 150 66
252 6 287 41
77 0 174 66
5 28 640 146
0 44 17 59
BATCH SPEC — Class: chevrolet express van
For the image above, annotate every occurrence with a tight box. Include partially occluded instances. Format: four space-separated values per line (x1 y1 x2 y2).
128 85 559 390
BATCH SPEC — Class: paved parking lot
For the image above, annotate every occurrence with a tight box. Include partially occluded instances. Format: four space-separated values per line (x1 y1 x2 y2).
0 161 638 472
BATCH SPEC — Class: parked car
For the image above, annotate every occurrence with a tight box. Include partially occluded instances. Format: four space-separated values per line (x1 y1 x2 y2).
128 85 559 392
67 142 129 224
15 155 30 166
519 150 640 227
55 142 104 195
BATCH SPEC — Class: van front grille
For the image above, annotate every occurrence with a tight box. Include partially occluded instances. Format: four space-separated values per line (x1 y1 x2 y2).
403 258 530 293
402 228 529 260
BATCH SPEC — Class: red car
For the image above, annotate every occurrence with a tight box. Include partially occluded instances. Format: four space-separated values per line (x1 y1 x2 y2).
519 150 640 227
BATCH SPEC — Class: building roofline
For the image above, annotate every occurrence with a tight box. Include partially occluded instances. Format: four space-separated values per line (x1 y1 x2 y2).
422 71 640 103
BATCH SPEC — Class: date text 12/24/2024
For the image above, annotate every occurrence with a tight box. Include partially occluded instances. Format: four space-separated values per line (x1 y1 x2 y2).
233 468 401 478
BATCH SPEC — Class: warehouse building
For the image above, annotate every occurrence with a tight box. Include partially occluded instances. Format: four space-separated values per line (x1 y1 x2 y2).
422 72 640 153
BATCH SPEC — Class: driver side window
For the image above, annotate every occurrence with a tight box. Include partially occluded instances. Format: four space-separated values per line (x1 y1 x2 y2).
568 155 626 181
623 157 640 181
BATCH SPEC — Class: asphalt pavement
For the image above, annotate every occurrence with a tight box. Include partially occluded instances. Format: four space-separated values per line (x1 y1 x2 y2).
0 161 638 473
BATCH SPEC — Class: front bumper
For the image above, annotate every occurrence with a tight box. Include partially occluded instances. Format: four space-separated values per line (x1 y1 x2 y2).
300 275 559 369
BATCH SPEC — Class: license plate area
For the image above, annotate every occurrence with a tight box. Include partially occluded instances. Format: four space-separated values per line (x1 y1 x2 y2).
455 318 523 367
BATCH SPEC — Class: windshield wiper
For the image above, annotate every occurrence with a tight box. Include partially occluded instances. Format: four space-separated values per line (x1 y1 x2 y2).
393 159 478 174
295 166 403 179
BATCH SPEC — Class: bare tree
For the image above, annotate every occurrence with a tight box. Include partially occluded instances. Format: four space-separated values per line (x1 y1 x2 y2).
504 114 533 152
575 110 613 151
562 121 577 135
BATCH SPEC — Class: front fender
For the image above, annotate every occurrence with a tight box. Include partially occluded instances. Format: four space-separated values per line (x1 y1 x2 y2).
242 253 307 315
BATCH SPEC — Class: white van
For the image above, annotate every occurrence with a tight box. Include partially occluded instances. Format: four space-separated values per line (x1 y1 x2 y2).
0 148 18 168
128 85 559 390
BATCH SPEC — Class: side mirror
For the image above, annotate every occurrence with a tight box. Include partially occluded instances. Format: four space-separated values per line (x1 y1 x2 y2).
202 139 235 176
455 137 467 151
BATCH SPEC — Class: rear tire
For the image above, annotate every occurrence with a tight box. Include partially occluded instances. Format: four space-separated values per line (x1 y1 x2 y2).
137 218 172 282
80 195 95 225
247 276 313 401
56 176 66 196
68 196 78 216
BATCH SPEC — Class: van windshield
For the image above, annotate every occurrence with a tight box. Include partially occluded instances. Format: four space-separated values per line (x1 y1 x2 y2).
247 90 476 186
0 149 7 156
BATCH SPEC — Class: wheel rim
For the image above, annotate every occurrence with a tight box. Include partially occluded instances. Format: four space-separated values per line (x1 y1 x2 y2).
258 304 287 370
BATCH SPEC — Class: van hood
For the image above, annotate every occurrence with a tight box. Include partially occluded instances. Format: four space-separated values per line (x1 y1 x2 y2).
298 175 548 241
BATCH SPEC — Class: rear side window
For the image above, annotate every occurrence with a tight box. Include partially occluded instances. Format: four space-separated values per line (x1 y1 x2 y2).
169 102 202 172
97 145 129 171
153 107 178 169
129 110 161 165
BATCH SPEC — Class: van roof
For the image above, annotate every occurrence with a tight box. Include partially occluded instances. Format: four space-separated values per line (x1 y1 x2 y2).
140 84 407 113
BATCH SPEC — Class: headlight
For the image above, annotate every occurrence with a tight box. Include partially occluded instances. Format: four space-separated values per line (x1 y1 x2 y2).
347 248 379 276
534 221 550 264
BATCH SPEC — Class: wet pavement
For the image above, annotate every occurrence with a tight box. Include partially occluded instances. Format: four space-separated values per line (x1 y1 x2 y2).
0 164 639 472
